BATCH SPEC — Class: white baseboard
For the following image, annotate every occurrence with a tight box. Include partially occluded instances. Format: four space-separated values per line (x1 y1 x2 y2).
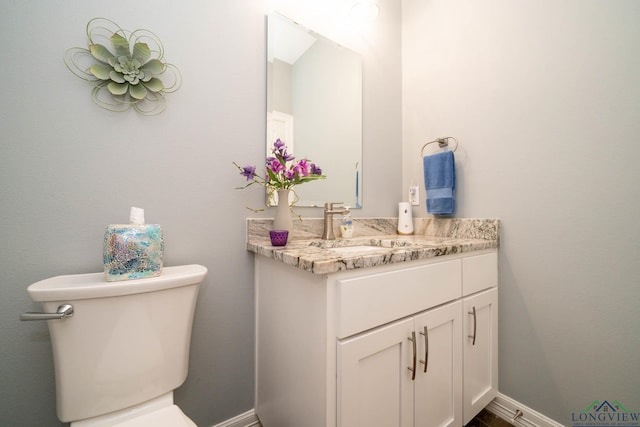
486 393 564 427
210 409 261 427
213 394 562 427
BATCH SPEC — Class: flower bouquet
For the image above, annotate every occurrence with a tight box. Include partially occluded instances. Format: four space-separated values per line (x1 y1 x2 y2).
234 139 325 207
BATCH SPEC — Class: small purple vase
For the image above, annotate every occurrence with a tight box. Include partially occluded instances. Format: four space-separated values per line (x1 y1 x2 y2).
269 230 289 246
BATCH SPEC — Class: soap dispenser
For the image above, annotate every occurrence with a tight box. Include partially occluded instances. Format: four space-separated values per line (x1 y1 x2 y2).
340 213 354 238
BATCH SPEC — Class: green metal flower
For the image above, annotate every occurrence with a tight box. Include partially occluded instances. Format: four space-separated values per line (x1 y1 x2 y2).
64 18 181 115
88 33 165 100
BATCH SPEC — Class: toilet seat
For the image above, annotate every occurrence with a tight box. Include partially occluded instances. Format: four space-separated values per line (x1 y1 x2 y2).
111 405 196 427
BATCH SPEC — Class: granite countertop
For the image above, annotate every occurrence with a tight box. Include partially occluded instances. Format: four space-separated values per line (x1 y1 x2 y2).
247 218 499 275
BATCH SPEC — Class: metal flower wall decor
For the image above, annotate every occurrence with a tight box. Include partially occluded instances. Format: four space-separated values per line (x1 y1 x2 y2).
64 18 181 115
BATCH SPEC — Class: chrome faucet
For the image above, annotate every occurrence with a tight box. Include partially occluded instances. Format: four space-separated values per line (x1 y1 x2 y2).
322 202 350 240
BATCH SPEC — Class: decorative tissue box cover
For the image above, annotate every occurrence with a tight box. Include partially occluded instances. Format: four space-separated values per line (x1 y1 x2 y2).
103 224 164 281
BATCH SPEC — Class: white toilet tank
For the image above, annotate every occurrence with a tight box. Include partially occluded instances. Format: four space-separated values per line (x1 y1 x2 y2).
25 264 207 423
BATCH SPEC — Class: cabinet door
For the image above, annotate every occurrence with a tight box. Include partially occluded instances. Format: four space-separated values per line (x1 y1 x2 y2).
463 288 498 425
338 318 415 427
414 301 462 427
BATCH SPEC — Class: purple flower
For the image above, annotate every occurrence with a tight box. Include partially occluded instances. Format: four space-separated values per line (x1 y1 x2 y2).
240 165 256 181
310 163 322 175
284 169 297 180
272 139 295 162
273 138 285 152
293 159 311 177
268 158 285 174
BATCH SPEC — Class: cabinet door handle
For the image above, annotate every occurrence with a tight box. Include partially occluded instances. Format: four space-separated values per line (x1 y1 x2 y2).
419 325 429 373
407 331 417 380
468 306 477 345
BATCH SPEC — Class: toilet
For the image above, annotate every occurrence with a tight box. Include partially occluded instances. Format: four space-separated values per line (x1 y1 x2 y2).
23 264 207 426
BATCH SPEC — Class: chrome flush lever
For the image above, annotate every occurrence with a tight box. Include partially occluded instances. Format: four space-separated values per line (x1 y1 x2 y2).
20 304 74 321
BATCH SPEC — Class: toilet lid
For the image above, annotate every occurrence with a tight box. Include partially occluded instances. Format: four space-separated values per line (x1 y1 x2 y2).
111 405 196 427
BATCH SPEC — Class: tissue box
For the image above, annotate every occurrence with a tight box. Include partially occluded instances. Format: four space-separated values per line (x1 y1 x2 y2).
103 224 164 281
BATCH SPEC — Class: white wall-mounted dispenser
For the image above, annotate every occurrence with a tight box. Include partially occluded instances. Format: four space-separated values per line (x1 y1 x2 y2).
397 202 414 235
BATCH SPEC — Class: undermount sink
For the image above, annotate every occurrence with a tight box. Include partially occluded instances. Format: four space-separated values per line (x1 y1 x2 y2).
327 245 383 254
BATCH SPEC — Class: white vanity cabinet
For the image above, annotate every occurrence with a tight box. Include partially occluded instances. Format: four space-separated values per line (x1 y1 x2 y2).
462 289 498 425
255 249 497 427
338 300 462 427
462 253 499 425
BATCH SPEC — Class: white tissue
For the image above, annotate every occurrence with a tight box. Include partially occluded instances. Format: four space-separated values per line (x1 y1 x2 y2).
129 207 145 225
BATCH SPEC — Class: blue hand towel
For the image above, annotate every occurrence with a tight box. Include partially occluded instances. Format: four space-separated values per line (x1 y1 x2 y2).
423 151 456 215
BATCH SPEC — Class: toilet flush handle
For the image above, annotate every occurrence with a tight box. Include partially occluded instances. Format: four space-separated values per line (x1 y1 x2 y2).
20 304 74 321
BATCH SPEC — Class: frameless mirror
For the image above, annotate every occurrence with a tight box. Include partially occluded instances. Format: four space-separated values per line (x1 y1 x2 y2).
267 12 363 208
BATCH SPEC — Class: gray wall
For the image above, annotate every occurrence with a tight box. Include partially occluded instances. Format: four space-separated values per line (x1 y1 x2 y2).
9 1 632 426
0 1 401 426
403 0 640 424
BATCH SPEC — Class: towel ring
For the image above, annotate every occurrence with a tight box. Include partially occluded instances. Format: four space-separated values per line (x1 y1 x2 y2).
421 137 458 157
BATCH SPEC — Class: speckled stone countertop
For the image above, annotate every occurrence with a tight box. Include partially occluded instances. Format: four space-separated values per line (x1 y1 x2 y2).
247 217 499 275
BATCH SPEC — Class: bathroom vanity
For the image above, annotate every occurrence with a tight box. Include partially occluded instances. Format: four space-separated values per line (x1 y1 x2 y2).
248 218 499 427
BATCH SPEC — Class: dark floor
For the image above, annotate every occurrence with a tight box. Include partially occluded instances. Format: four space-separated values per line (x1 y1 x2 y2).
466 409 515 427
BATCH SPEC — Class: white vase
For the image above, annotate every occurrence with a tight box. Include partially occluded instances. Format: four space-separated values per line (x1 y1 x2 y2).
273 189 293 232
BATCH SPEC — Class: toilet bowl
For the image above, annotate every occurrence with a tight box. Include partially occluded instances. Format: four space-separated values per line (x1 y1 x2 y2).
22 264 207 426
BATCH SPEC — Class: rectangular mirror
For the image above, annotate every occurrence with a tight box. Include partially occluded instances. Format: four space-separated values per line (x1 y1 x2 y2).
267 12 363 208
